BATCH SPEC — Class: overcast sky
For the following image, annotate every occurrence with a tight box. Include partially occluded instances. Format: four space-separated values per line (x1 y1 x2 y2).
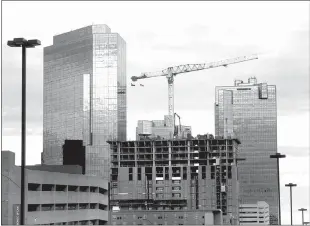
1 1 309 224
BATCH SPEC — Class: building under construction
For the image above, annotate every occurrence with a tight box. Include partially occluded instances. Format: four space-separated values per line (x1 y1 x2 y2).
108 135 241 225
136 115 192 140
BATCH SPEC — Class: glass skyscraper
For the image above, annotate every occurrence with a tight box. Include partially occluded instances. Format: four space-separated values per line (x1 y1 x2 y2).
43 25 126 179
215 77 278 224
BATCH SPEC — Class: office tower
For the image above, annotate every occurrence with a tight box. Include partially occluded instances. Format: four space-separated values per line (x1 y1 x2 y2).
239 201 270 225
43 25 126 179
215 77 278 224
136 115 192 140
108 135 241 225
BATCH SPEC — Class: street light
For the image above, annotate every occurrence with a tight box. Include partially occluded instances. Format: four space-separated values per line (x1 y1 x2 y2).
298 208 307 225
285 183 297 225
270 153 286 225
7 37 41 225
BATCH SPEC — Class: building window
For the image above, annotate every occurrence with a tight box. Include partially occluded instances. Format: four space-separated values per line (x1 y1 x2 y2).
156 194 164 198
172 186 181 191
138 168 141 181
172 193 181 198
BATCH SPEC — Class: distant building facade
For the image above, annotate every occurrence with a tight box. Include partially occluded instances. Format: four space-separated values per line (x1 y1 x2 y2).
108 136 241 225
215 77 278 224
43 24 127 179
136 115 192 140
1 151 109 225
239 201 270 225
112 210 223 225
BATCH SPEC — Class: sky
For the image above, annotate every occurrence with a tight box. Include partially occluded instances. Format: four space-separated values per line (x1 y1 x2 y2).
1 1 309 224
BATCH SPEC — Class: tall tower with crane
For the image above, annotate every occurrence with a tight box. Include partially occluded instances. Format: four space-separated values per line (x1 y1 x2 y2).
132 54 258 137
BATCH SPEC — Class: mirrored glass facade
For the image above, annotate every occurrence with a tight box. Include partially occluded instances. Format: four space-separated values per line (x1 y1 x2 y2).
215 77 279 224
43 25 126 179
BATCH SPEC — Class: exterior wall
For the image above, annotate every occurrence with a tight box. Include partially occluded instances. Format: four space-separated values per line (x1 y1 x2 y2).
25 165 83 174
112 210 223 225
109 138 240 225
215 77 278 224
239 201 270 225
1 151 109 225
43 24 126 179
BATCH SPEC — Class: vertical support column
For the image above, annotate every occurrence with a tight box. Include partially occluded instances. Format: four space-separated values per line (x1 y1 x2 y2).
152 141 156 168
134 141 138 168
118 142 121 168
168 141 171 167
187 140 190 166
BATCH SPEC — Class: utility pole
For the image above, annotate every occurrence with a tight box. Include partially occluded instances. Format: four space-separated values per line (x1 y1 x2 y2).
7 38 41 225
270 153 286 225
298 208 307 225
285 183 297 225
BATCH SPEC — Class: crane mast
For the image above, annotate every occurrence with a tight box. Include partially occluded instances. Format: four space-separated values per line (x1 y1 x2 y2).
132 54 258 133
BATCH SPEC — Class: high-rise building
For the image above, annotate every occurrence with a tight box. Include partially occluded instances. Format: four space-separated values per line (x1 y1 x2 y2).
215 77 278 224
108 135 241 225
43 25 126 179
239 201 270 225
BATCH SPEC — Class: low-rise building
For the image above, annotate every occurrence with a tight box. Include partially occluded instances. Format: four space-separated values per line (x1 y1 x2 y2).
1 151 109 225
239 201 270 225
112 210 223 225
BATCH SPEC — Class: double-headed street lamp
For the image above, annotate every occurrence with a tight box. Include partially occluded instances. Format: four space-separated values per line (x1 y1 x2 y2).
298 208 308 225
285 183 297 225
270 153 286 225
7 38 41 225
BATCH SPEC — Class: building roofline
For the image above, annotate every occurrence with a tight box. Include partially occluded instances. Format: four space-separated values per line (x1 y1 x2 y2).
113 209 221 213
108 137 241 144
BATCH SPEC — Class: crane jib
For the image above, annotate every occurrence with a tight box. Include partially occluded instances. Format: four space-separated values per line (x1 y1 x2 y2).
134 54 258 81
134 53 258 137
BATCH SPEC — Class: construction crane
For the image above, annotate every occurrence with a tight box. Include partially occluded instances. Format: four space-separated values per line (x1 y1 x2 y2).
131 54 258 131
174 113 181 137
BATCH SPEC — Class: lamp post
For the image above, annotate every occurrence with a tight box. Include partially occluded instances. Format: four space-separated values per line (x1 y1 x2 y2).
270 153 286 225
7 38 41 225
285 183 297 225
298 208 307 225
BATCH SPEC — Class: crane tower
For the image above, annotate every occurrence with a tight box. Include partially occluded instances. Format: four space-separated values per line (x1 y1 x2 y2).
132 54 258 131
